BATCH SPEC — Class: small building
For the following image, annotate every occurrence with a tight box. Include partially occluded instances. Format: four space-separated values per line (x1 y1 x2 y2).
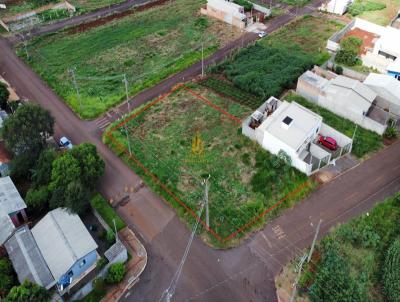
327 18 400 75
297 70 389 134
364 73 400 117
201 0 247 29
319 0 353 15
387 58 400 80
242 97 352 175
0 176 27 246
5 208 99 294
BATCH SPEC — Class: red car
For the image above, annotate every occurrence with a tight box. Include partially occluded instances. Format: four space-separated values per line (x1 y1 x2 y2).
318 136 338 151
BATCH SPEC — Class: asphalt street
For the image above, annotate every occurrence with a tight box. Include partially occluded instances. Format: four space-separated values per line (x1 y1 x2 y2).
1 1 400 301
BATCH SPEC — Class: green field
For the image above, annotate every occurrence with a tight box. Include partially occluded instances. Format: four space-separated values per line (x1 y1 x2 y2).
260 15 344 65
104 84 314 246
348 0 400 25
16 0 241 118
298 193 400 302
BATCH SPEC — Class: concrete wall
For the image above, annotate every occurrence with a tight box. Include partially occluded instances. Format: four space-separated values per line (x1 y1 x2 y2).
361 116 387 134
60 250 98 287
296 77 322 104
320 123 352 146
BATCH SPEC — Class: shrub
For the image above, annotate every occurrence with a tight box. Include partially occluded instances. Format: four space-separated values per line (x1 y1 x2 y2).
106 230 116 245
384 126 397 139
0 82 9 110
233 0 253 10
383 239 400 302
92 277 106 297
348 0 386 16
0 258 16 298
335 65 343 75
105 263 126 284
336 36 362 66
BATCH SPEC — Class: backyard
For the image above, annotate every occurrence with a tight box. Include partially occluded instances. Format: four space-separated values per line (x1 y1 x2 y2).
15 0 242 118
104 84 314 247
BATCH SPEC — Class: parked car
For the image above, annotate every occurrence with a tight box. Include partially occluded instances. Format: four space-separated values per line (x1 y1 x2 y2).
258 31 267 38
59 136 73 149
318 136 337 151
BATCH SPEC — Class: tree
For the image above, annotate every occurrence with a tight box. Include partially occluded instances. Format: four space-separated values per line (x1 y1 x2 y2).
0 258 16 298
2 104 54 176
63 181 91 215
383 238 400 302
335 36 363 66
25 186 50 214
31 148 57 188
0 82 10 110
4 280 49 302
105 263 126 284
49 153 81 192
71 143 105 190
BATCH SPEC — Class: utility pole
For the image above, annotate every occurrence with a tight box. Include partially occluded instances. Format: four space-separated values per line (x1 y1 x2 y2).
69 68 82 114
159 201 205 302
113 218 119 243
201 42 204 78
203 175 210 229
290 219 323 302
307 219 322 262
123 74 131 113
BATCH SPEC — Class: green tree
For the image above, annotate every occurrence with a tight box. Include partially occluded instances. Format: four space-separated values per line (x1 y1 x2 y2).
383 238 400 302
63 181 91 215
0 82 10 110
71 143 105 190
4 280 49 302
25 186 50 214
31 148 57 188
309 249 365 302
105 263 126 284
335 36 363 66
2 104 54 177
0 258 16 298
49 153 81 192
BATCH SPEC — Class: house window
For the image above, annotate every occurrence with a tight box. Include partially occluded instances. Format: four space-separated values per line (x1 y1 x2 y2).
67 270 73 277
79 259 86 268
316 127 319 133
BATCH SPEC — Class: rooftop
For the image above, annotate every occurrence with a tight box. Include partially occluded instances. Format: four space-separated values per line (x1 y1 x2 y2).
5 226 55 289
299 70 329 89
258 101 322 151
0 176 27 215
364 73 400 106
31 208 98 281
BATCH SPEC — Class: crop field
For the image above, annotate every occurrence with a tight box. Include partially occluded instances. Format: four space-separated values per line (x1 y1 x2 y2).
104 84 314 246
16 0 241 118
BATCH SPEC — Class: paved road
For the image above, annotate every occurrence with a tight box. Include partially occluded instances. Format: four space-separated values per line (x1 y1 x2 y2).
2 2 400 301
7 0 157 45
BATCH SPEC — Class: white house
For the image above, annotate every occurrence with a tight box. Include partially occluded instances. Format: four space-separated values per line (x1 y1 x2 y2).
364 73 400 116
201 0 247 29
297 70 389 134
320 0 354 15
327 18 400 75
242 97 352 175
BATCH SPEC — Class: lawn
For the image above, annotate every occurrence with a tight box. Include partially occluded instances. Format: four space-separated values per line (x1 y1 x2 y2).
104 84 314 247
285 93 383 158
347 0 400 25
297 193 400 302
16 0 241 119
260 15 344 65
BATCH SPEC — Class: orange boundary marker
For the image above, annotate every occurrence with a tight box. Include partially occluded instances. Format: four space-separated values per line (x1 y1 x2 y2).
107 83 310 243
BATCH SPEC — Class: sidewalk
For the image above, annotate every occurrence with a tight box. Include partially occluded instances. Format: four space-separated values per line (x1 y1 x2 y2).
102 227 147 302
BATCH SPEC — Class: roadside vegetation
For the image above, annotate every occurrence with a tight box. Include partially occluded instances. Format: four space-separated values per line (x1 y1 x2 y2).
104 84 314 246
285 93 382 158
297 193 400 302
16 0 241 118
90 194 126 231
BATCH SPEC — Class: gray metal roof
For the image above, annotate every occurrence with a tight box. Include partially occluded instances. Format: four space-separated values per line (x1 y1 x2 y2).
299 70 329 89
105 241 126 262
0 176 27 215
31 208 98 281
5 226 55 289
0 214 15 246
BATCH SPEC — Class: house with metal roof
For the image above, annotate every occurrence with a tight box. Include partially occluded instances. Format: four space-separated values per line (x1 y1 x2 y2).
297 70 389 134
0 176 27 246
364 73 400 116
5 208 98 294
242 97 353 175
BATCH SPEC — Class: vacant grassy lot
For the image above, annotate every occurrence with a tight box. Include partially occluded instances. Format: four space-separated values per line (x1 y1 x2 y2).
285 93 383 158
298 194 400 302
260 15 344 65
348 0 400 25
17 0 241 118
104 84 313 246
